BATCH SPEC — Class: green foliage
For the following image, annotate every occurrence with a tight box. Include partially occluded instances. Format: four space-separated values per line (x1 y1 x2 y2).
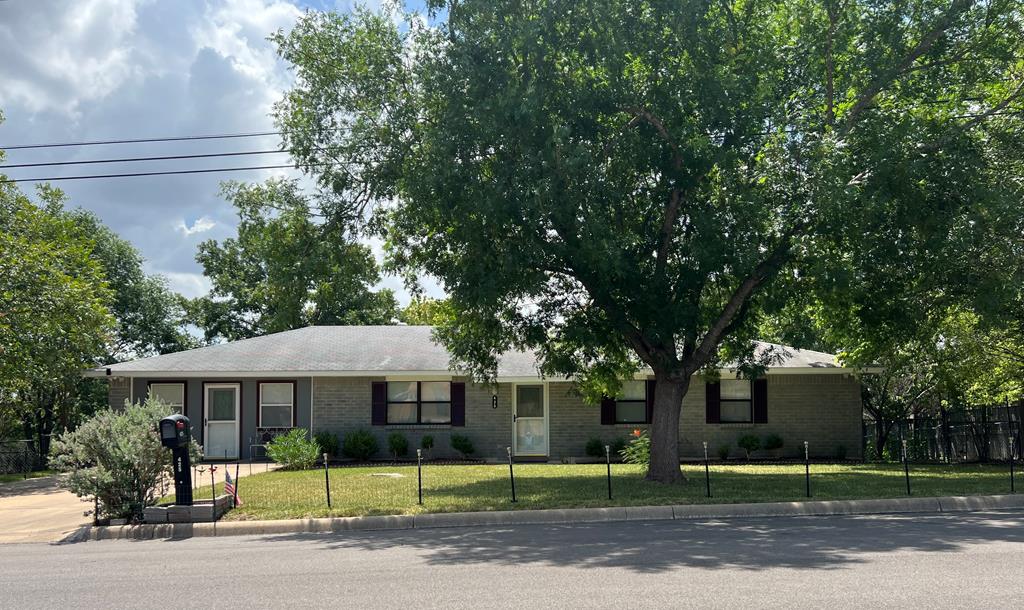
342 429 379 461
585 437 606 458
313 431 340 457
763 434 784 452
273 2 1024 480
450 434 475 458
190 179 398 342
399 297 454 326
738 435 762 460
49 398 201 522
619 431 651 471
387 432 409 459
609 437 627 458
266 428 320 470
420 434 434 450
1 181 115 460
717 444 731 461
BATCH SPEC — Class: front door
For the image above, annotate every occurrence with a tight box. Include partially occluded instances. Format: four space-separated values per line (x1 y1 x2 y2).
205 383 239 460
513 384 548 456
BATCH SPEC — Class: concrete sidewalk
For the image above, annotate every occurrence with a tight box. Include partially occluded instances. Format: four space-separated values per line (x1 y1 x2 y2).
76 493 1024 542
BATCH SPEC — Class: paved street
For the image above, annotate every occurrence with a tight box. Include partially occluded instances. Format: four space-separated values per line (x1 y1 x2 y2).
1 510 1022 608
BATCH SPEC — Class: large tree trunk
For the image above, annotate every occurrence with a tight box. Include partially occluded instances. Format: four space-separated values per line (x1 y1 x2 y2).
875 419 893 460
646 374 689 484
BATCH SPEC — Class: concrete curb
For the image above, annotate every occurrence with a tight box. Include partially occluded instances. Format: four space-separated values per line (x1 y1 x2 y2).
76 494 1024 542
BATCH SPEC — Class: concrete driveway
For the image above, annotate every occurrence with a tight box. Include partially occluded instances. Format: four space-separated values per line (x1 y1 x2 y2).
0 462 276 544
0 476 91 544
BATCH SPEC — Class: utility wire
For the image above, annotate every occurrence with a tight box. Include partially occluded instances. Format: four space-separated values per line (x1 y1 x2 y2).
0 163 321 184
0 130 280 151
0 149 288 169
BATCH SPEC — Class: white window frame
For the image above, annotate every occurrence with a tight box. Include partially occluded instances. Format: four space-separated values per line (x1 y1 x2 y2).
258 381 295 428
149 382 185 414
719 379 753 423
615 380 648 424
386 381 453 425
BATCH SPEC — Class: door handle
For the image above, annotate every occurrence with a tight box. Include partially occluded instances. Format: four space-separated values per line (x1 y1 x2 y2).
513 414 517 422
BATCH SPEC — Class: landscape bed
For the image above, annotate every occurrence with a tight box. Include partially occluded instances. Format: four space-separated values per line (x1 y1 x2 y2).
165 463 1018 521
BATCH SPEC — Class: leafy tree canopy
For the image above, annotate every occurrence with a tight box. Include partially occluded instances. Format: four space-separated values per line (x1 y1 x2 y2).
272 1 1024 481
191 178 399 342
399 297 454 326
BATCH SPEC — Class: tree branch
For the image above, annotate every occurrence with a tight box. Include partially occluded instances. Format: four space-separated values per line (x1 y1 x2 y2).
654 188 681 279
841 0 973 133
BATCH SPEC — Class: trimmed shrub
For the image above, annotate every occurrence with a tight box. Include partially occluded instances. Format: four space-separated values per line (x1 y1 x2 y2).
763 434 784 452
267 428 320 470
620 430 650 471
314 431 340 458
584 437 606 458
50 398 202 523
421 434 434 451
609 437 627 458
387 432 409 459
738 434 761 460
450 434 475 458
342 429 379 461
717 444 731 461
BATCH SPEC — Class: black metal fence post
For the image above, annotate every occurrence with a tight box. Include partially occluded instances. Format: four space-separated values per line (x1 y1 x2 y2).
605 445 612 500
902 439 911 495
323 452 332 509
804 441 811 498
417 449 423 505
703 441 711 498
1010 435 1016 494
506 447 517 503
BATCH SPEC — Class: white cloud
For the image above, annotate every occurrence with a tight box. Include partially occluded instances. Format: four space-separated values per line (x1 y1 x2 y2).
178 215 217 236
162 271 213 300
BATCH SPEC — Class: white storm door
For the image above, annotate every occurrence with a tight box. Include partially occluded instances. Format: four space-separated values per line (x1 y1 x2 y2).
205 383 239 460
513 384 548 456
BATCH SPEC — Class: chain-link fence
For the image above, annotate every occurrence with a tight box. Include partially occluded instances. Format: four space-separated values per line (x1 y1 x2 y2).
863 404 1024 462
0 439 43 476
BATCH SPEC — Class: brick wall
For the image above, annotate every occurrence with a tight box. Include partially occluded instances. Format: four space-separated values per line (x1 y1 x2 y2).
308 373 863 460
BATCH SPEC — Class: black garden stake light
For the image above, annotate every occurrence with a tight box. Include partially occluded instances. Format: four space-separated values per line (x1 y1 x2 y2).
506 447 517 503
605 445 612 500
902 439 911 495
804 441 811 498
703 441 711 498
323 452 332 509
417 448 424 505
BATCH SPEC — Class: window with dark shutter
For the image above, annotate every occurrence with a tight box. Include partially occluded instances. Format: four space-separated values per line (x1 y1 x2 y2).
753 378 768 424
451 382 466 426
600 396 616 425
705 381 721 424
371 381 387 425
645 379 656 423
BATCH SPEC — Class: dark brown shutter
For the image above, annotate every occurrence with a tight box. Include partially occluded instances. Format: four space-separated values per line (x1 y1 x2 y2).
645 379 656 424
705 381 721 424
600 396 616 425
371 381 387 425
451 382 466 426
753 378 768 423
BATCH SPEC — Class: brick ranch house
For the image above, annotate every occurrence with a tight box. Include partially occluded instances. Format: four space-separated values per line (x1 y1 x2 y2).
87 325 863 461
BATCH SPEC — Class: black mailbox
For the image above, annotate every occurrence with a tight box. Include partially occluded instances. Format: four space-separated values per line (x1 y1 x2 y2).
159 414 191 448
159 414 193 505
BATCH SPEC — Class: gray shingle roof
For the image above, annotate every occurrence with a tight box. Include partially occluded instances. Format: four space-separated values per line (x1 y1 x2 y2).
94 326 840 377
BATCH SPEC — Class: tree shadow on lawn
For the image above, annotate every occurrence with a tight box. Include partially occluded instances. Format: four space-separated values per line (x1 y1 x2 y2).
256 509 1024 574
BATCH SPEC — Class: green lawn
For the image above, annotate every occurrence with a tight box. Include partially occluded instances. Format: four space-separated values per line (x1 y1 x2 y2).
169 462 1019 521
0 470 55 484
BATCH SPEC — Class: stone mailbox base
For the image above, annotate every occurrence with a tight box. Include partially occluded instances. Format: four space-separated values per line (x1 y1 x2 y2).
144 495 234 524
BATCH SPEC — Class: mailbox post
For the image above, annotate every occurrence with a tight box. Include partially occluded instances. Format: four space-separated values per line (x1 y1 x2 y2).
159 414 193 506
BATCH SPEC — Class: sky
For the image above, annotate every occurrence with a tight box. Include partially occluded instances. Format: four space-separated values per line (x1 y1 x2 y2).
0 0 439 304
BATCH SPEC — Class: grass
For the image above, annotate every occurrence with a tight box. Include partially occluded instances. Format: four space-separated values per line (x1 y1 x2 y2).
166 462 1020 521
0 470 55 484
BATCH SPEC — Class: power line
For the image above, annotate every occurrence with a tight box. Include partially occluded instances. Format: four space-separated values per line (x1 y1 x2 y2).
0 163 320 184
0 149 289 169
0 130 281 151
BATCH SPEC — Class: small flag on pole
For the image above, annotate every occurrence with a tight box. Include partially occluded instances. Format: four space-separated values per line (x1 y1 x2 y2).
225 469 242 507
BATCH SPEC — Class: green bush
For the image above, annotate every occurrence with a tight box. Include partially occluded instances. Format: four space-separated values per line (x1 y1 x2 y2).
342 429 379 461
609 437 627 457
450 434 475 458
584 437 606 458
313 431 340 457
738 434 761 459
763 434 784 451
387 432 409 459
421 434 434 453
50 398 202 522
267 428 320 470
619 431 650 471
717 444 731 461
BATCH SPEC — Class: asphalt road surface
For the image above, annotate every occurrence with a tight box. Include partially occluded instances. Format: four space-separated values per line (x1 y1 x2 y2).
2 510 1022 609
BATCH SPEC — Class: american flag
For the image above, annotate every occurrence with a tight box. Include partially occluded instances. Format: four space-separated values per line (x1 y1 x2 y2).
224 469 242 507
